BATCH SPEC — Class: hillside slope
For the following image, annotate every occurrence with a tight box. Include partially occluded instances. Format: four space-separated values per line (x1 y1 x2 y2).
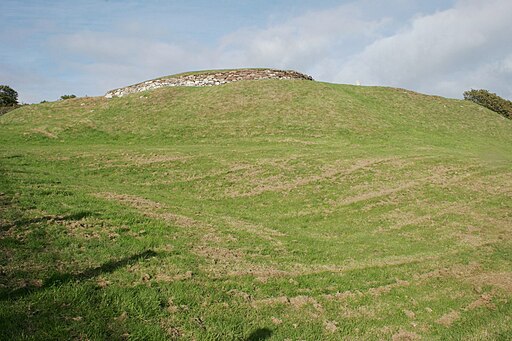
2 80 511 149
0 79 511 340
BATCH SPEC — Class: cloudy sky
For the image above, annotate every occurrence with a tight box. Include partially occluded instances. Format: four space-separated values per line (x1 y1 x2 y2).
2 0 511 103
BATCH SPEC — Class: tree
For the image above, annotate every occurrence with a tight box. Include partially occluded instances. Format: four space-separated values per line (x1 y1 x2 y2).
463 89 512 119
0 85 18 106
60 94 76 100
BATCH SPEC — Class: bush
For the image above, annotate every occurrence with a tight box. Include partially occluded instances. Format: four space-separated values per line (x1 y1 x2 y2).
0 85 18 106
463 89 512 119
60 94 76 100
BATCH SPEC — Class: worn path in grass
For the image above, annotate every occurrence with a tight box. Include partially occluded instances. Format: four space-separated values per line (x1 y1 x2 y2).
0 79 511 340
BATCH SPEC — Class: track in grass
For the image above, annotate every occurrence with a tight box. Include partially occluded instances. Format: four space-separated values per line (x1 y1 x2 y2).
1 78 511 339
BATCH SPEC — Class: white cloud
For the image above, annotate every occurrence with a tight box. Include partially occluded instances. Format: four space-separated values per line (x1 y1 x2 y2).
334 0 512 98
217 4 389 71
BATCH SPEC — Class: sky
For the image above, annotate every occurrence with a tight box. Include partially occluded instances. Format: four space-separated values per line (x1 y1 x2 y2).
1 0 512 103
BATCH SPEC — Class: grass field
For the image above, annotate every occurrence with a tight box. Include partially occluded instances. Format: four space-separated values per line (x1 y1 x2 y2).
1 79 511 340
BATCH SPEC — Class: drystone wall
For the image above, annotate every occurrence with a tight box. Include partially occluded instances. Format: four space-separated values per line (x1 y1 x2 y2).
105 69 313 98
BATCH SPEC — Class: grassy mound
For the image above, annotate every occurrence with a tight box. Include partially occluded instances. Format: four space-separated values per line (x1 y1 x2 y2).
1 79 511 339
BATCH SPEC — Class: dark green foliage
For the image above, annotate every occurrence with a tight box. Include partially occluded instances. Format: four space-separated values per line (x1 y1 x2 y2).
0 85 18 106
463 89 512 119
0 85 20 115
60 94 77 100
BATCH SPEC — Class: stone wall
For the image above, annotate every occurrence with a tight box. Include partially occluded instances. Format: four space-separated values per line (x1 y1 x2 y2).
105 69 313 98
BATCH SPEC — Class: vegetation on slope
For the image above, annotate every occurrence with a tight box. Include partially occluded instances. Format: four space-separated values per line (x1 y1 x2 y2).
0 85 20 116
464 89 512 120
1 79 511 340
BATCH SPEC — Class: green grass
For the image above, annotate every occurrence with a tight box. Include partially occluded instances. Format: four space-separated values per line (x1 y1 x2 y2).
1 79 511 340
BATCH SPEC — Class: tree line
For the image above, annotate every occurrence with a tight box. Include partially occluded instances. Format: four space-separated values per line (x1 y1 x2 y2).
0 85 80 115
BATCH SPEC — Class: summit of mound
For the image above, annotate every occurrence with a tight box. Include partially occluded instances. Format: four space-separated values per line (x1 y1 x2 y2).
105 68 314 98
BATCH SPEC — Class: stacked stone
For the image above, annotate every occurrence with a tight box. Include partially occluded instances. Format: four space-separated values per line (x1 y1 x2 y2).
105 69 313 98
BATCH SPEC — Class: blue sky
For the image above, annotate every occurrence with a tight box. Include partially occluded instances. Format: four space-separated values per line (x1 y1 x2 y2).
2 0 511 103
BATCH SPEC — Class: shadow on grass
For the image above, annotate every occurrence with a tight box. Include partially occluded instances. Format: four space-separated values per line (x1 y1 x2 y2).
13 210 97 228
0 249 158 301
246 327 273 341
0 210 97 233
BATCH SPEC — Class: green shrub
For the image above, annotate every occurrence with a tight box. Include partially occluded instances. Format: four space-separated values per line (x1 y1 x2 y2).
60 94 76 100
0 85 18 106
463 89 512 119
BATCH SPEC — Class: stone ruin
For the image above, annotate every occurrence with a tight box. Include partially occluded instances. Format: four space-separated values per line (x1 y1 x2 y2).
105 69 314 98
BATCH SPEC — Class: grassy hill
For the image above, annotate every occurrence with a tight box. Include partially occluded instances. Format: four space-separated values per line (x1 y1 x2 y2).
1 78 511 340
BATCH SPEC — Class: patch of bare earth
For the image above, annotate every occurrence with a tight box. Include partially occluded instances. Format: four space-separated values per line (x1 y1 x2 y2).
381 202 463 232
96 192 164 210
177 162 259 183
331 180 419 208
436 310 460 327
251 295 324 318
467 272 512 293
30 128 58 139
193 246 244 267
392 329 421 340
335 304 377 319
414 263 512 297
88 153 191 170
460 172 512 196
58 218 112 240
273 138 318 145
222 216 285 242
122 154 191 166
465 293 495 311
271 317 283 325
324 320 338 333
322 290 360 302
368 279 410 297
413 262 482 282
194 247 290 279
403 309 416 319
